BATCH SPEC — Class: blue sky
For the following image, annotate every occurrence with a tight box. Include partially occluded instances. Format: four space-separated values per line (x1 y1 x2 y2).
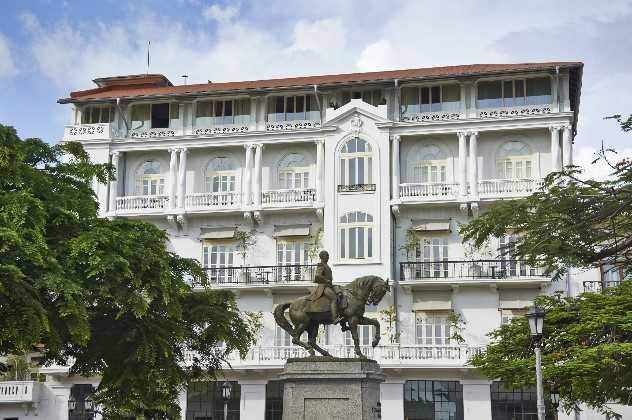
1 0 631 178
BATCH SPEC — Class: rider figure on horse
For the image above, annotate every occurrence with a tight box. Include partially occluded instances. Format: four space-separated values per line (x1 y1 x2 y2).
309 250 343 324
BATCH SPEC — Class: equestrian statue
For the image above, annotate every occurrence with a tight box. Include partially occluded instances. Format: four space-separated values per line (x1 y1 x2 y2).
273 250 390 358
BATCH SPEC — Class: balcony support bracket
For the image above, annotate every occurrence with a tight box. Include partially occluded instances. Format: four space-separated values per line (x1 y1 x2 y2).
254 210 264 224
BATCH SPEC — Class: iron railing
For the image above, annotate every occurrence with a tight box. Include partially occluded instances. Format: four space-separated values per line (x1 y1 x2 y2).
583 280 621 293
400 260 548 281
198 264 318 286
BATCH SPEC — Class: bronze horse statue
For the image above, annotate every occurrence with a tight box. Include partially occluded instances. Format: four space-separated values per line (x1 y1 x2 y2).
273 275 390 358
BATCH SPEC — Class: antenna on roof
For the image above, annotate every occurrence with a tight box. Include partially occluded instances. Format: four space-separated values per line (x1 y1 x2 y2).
182 75 188 85
146 41 151 74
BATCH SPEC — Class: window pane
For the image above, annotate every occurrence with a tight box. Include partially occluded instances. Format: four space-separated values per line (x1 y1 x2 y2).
196 101 212 127
401 87 420 114
223 100 233 124
349 158 356 184
286 96 296 120
131 104 150 130
349 228 356 258
515 79 525 105
421 87 430 113
477 81 502 108
305 95 319 120
357 157 365 184
358 228 365 258
151 103 170 128
368 228 373 258
526 77 552 105
430 86 441 111
268 96 285 122
170 103 180 129
503 80 514 107
442 84 461 112
340 228 346 258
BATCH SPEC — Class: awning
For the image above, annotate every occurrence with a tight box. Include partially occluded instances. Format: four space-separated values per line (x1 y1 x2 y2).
199 226 237 240
411 219 451 232
273 224 311 238
412 290 452 311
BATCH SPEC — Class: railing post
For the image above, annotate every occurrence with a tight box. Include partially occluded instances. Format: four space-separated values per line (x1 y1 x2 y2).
253 144 263 207
243 144 254 206
550 125 562 171
178 148 188 210
468 132 479 199
391 135 401 201
315 139 324 203
458 131 468 198
109 151 120 213
562 124 572 167
169 148 178 209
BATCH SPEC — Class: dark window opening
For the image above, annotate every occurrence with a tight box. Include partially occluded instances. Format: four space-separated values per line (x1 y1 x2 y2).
265 381 283 420
491 382 556 420
404 380 463 420
186 381 241 420
151 103 170 128
68 384 95 420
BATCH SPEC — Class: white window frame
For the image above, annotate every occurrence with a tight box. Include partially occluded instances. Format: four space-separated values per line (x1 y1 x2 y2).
81 105 114 124
267 94 320 122
202 242 235 283
496 157 533 179
477 76 552 108
415 311 451 346
414 235 449 278
276 240 310 266
130 102 179 130
135 161 165 196
345 323 375 347
340 138 373 187
400 83 461 114
339 211 374 261
278 154 310 190
195 98 251 127
412 159 447 184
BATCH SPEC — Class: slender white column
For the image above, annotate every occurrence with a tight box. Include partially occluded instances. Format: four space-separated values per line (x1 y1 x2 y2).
243 144 254 206
253 144 263 206
315 139 325 202
468 132 479 198
168 148 178 209
391 135 401 200
457 131 467 197
177 148 188 209
562 125 572 166
550 126 562 171
109 152 120 213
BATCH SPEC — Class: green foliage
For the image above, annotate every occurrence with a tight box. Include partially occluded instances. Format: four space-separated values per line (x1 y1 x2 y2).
398 229 417 259
234 229 257 266
1 354 35 381
0 125 257 419
447 312 466 344
379 305 400 343
306 227 324 263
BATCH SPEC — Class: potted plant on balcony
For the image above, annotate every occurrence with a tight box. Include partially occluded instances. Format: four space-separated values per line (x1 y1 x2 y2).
399 228 418 281
235 229 257 284
305 228 324 281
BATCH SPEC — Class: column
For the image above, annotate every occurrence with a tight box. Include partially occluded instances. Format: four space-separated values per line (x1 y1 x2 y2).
239 381 266 420
380 382 405 420
550 126 562 171
168 148 178 209
108 151 120 213
177 148 188 209
253 144 263 207
458 131 467 197
391 135 401 201
49 383 72 420
243 144 254 206
315 139 325 203
468 132 479 198
562 125 572 167
462 380 492 420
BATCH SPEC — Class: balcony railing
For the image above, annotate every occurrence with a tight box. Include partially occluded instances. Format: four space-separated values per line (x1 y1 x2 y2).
0 381 40 403
129 128 178 138
116 195 169 212
478 104 552 119
185 192 241 209
193 124 250 136
400 111 462 123
196 264 318 286
265 119 321 131
478 178 544 198
583 280 621 293
399 183 458 200
400 260 548 282
261 188 316 206
63 123 115 141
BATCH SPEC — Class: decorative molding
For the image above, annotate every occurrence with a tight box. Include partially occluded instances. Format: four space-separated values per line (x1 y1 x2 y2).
265 120 321 131
253 210 263 224
391 204 400 217
478 105 552 119
337 184 376 193
350 114 363 138
194 125 249 136
130 128 176 138
470 202 479 217
315 207 324 222
401 112 461 123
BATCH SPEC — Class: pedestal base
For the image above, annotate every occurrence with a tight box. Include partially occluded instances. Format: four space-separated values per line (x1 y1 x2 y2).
280 357 385 420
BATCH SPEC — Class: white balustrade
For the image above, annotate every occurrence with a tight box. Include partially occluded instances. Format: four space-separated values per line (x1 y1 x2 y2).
129 128 177 138
399 183 458 200
115 195 169 212
185 192 241 209
262 188 316 206
401 112 461 122
194 124 250 136
0 381 40 403
478 105 552 119
265 120 321 131
478 178 544 198
63 123 115 141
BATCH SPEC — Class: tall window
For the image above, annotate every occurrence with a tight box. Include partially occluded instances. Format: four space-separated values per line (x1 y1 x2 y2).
404 380 464 420
130 102 179 130
267 94 319 122
410 145 448 184
478 77 552 108
496 142 532 179
491 382 555 420
341 89 385 107
81 105 114 124
401 84 461 114
415 236 449 278
265 381 284 420
202 243 235 283
135 161 165 196
339 138 373 189
277 240 309 265
345 324 375 346
498 235 536 277
339 211 374 260
415 311 451 345
196 98 250 127
206 157 238 196
186 381 241 420
278 154 310 189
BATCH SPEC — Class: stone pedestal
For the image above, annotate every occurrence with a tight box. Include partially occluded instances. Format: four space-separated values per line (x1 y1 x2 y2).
279 357 385 420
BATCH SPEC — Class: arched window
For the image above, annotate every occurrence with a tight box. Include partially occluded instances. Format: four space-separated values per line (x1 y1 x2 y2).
278 153 310 189
496 142 532 179
340 138 373 188
206 157 238 193
410 145 448 184
339 211 373 260
135 161 164 195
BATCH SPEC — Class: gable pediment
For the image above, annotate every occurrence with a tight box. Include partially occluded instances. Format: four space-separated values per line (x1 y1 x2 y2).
323 99 389 126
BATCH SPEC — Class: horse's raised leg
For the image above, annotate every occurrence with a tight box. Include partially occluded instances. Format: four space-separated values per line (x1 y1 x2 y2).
291 323 314 356
359 316 381 347
348 317 366 358
307 322 332 357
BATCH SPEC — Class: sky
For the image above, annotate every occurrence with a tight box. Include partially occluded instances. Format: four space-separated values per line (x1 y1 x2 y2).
0 0 631 179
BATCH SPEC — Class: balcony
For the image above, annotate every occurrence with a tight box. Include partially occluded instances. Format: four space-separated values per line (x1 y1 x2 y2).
185 192 241 211
193 123 250 136
400 260 549 283
184 344 483 369
115 195 169 213
63 123 116 141
195 264 317 288
265 119 321 131
477 104 552 119
128 127 178 138
261 188 316 208
399 183 458 202
0 381 41 404
478 178 544 199
401 111 462 123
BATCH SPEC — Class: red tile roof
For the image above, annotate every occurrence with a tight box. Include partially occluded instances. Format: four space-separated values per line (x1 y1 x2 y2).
60 62 582 103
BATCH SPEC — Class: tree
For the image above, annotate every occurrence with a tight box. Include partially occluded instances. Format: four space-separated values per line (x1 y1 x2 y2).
461 116 632 418
0 125 257 418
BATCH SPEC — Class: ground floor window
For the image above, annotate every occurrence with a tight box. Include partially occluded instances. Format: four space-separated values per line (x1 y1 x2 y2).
404 380 463 420
265 380 284 420
68 384 95 420
491 382 555 420
186 381 240 420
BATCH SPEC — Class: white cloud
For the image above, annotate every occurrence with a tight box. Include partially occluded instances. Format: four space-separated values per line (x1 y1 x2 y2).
574 146 632 180
356 40 396 71
0 33 17 78
288 18 346 57
202 4 238 23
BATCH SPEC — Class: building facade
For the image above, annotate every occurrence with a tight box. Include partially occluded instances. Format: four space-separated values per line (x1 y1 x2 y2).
4 62 629 420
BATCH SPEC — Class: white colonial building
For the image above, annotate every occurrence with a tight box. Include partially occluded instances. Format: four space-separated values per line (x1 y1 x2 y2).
3 62 631 420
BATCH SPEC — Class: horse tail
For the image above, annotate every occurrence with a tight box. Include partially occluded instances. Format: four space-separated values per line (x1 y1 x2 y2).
273 302 294 336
